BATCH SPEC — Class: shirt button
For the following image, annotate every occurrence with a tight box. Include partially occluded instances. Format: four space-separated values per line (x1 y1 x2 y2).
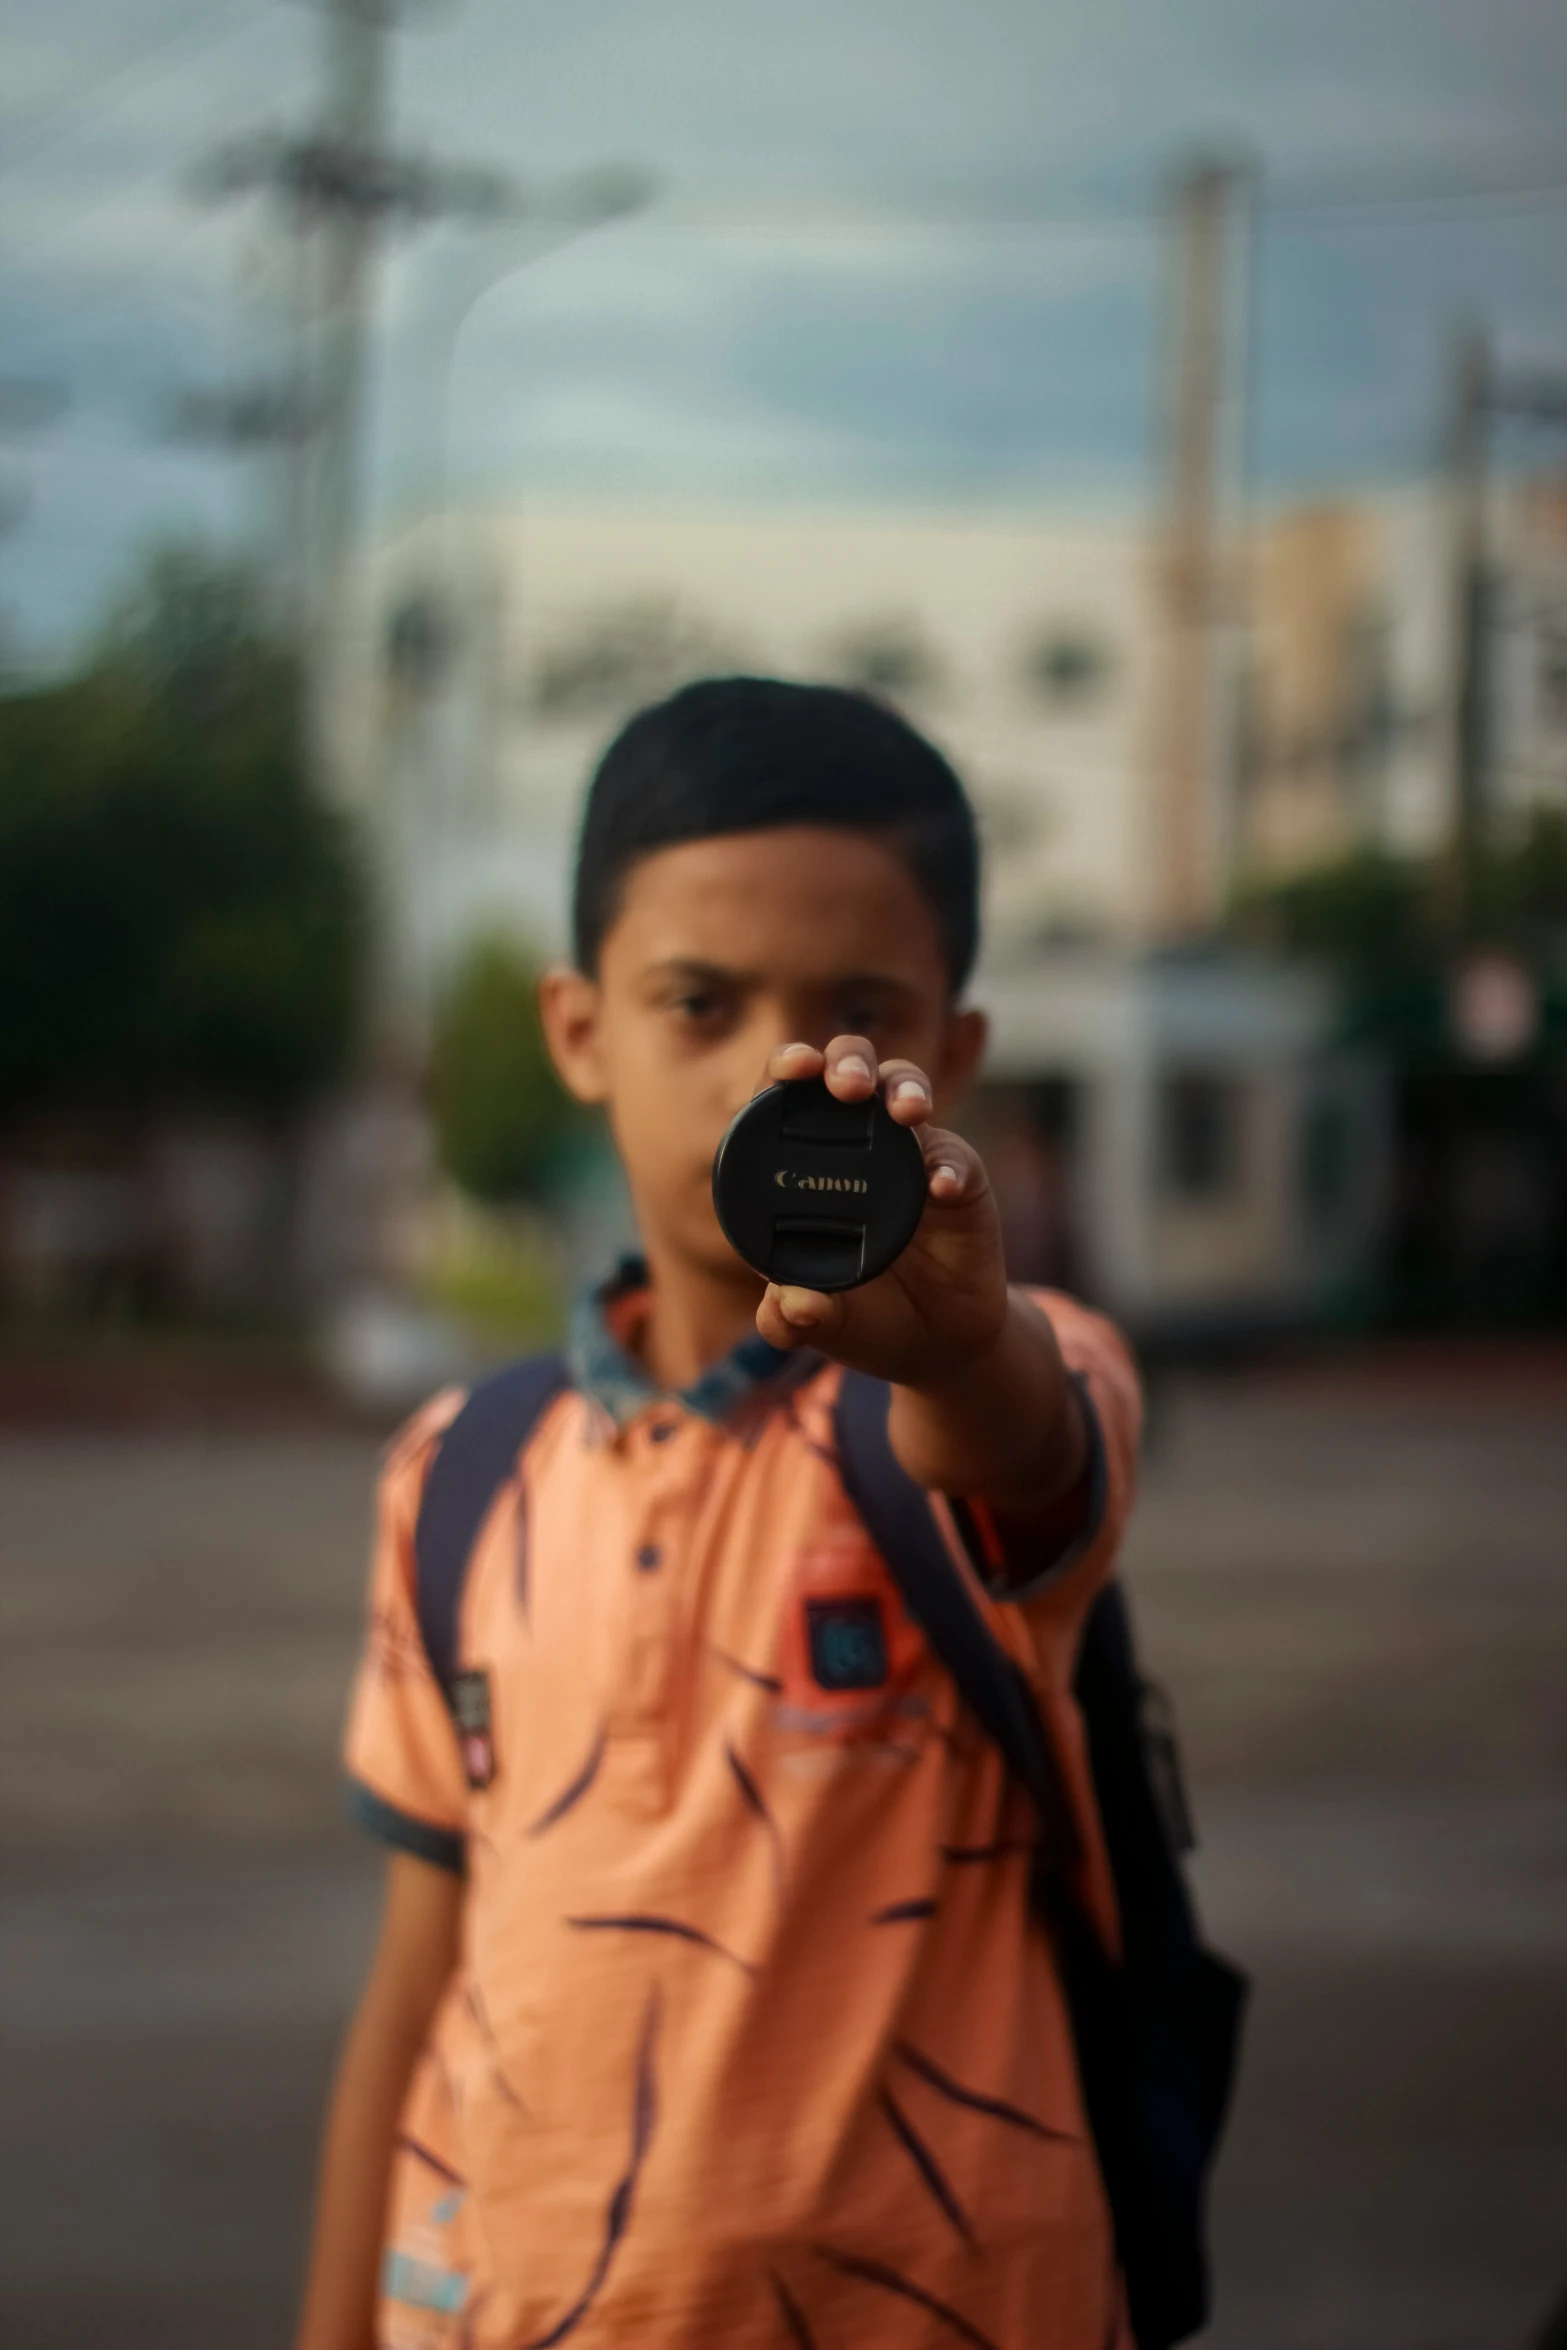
636 1543 662 1572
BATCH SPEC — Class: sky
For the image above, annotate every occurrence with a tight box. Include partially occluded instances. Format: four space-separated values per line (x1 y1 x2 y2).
2 0 1566 663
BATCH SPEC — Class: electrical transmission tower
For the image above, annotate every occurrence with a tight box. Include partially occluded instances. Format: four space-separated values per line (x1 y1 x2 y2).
1446 322 1567 922
185 0 648 803
1149 155 1255 939
186 2 498 780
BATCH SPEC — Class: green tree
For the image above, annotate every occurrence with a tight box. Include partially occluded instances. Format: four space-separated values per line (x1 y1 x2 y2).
431 937 586 1203
1230 812 1567 981
1227 814 1567 1065
0 545 363 1126
1229 846 1429 978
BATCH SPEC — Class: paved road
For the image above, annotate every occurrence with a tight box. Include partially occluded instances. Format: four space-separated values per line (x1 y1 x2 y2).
1 1356 1564 2348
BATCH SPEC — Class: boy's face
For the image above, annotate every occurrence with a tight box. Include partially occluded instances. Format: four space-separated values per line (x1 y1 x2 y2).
540 825 987 1289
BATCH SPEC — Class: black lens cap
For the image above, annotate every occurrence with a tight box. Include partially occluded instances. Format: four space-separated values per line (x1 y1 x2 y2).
712 1074 928 1292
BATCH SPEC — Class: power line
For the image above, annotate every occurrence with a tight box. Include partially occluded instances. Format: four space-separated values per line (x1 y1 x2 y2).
651 175 1567 236
1264 179 1567 230
9 132 1567 264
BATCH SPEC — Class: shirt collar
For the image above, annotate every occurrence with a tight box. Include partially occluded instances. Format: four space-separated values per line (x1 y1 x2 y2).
567 1253 821 1432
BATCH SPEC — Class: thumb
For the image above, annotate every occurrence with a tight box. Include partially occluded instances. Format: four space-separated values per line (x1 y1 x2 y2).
757 1282 845 1352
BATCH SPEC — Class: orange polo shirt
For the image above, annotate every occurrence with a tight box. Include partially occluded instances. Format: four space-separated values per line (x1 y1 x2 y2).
344 1268 1141 2350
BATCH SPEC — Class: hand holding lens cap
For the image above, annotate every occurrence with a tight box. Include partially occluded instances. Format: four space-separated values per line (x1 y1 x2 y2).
711 1073 927 1292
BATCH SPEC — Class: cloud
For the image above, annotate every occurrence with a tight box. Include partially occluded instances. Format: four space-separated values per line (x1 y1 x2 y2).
0 408 244 659
367 214 1160 522
3 0 1567 654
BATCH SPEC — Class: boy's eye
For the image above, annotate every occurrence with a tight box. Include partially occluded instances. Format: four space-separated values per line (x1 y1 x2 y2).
668 987 731 1027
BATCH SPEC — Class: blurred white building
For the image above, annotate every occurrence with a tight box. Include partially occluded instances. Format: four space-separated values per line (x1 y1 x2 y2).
1240 477 1567 878
358 498 1159 981
354 476 1567 996
343 477 1565 1333
972 946 1387 1338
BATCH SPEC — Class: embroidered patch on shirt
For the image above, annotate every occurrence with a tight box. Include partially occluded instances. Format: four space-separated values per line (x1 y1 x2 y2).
452 1669 495 1789
805 1596 889 1691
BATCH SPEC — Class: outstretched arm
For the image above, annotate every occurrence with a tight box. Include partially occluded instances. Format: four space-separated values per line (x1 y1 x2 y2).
754 1035 1090 1534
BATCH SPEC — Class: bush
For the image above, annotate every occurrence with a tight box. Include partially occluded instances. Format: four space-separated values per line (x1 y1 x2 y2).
430 937 585 1203
420 1203 566 1349
0 546 363 1125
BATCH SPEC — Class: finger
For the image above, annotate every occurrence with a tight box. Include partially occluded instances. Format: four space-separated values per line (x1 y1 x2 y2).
876 1057 934 1125
917 1126 988 1206
755 1281 845 1350
822 1035 878 1097
762 1039 823 1089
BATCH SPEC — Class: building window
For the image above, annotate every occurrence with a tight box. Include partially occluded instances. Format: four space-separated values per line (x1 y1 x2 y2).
384 591 456 696
527 596 745 722
1021 626 1114 710
1159 1071 1243 1200
818 614 944 706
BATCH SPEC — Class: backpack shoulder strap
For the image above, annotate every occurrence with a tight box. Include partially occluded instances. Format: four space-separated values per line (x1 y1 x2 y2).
413 1353 569 1698
832 1366 1074 1865
834 1368 1247 2350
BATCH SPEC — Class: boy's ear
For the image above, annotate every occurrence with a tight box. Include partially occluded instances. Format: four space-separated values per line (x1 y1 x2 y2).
538 964 609 1106
936 1004 988 1112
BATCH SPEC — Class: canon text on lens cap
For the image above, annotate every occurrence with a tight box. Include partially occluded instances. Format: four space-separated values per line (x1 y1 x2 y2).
711 1073 927 1292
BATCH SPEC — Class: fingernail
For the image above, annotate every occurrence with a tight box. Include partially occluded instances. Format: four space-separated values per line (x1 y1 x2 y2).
836 1055 874 1084
893 1079 929 1105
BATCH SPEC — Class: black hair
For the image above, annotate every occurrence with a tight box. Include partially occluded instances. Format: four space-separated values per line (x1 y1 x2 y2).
572 676 980 992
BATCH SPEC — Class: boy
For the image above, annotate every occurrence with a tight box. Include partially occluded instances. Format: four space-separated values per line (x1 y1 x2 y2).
296 678 1142 2349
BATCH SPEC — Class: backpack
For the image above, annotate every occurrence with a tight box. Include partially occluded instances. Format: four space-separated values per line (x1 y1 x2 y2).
412 1354 1247 2350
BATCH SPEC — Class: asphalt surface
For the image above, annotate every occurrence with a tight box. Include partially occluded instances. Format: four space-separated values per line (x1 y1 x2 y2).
1 1351 1564 2348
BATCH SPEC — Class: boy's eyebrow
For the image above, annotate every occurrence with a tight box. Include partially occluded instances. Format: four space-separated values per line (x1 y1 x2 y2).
642 957 755 989
642 958 921 999
828 971 925 1004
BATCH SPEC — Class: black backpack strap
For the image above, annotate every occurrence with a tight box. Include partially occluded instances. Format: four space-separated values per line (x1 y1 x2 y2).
413 1353 569 1698
832 1367 1077 1869
832 1367 1246 2350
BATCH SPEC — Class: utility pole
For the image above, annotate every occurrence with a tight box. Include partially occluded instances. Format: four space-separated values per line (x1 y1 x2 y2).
1444 326 1567 930
178 1 652 1350
309 0 389 674
1150 156 1253 940
190 3 650 826
1447 322 1491 908
191 0 518 797
196 0 411 798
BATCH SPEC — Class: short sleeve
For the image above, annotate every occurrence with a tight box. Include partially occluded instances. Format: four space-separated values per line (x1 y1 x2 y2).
973 1289 1143 1662
342 1388 471 1872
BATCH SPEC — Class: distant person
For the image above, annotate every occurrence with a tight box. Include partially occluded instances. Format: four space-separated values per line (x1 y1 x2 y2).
294 681 1204 2347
